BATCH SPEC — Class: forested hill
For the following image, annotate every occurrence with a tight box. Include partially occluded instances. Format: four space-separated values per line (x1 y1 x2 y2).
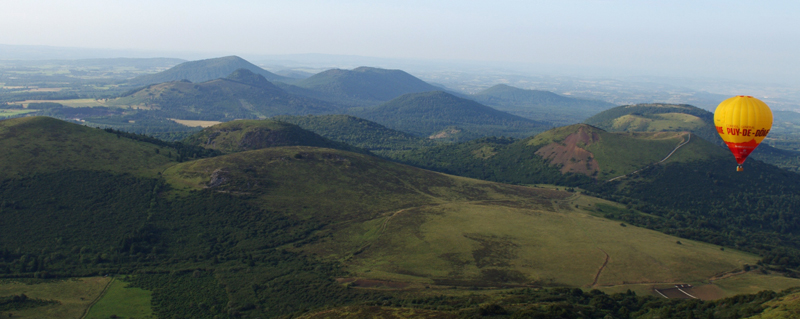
126 55 290 87
284 67 442 106
182 119 368 154
350 91 551 141
395 124 707 184
472 84 616 125
109 69 340 121
0 116 178 178
271 114 438 154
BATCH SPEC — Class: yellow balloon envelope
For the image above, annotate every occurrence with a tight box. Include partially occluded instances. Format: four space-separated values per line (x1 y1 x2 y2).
713 96 773 171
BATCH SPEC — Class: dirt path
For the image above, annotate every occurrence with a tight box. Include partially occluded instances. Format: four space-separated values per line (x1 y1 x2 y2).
658 133 691 163
607 133 691 182
381 207 416 231
591 249 610 287
79 276 115 319
709 269 749 282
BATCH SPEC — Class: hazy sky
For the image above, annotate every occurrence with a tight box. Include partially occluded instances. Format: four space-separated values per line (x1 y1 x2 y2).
2 1 798 83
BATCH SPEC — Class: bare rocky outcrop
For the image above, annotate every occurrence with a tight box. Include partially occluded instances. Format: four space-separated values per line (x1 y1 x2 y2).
207 168 231 188
535 126 601 176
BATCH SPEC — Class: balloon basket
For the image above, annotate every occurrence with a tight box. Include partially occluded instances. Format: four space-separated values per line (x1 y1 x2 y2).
736 165 743 172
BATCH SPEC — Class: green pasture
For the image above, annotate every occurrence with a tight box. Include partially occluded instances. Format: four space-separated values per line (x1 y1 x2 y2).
85 278 153 319
0 277 110 318
7 99 108 108
711 272 800 297
304 191 759 288
585 131 686 179
0 108 38 118
611 113 705 132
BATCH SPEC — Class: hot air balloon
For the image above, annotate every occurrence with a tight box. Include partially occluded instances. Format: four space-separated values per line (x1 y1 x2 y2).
713 96 773 171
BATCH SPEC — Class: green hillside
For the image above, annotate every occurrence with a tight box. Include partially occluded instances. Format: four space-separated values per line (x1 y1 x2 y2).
584 103 717 139
585 103 800 172
183 119 367 154
271 114 438 155
584 103 800 172
350 91 551 141
163 147 757 288
288 67 441 106
472 84 616 125
398 123 800 270
126 55 289 86
0 116 176 178
109 69 340 120
398 124 703 182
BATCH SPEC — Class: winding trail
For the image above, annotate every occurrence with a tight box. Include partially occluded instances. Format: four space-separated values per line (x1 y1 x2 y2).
591 248 610 287
607 133 692 182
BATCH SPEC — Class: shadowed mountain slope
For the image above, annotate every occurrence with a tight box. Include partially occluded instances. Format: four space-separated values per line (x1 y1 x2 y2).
271 114 438 154
110 69 340 121
283 67 441 106
350 91 551 141
183 119 367 154
472 84 616 125
127 55 289 86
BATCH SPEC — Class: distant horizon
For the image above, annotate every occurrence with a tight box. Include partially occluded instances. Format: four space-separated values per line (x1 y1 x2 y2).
0 42 792 86
3 1 800 86
3 42 800 112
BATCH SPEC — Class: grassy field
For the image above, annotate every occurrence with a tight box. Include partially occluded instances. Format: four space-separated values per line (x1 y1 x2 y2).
584 131 688 180
0 277 111 318
170 119 222 127
85 278 153 319
161 148 796 297
0 108 38 118
611 113 706 132
302 188 760 289
6 99 109 108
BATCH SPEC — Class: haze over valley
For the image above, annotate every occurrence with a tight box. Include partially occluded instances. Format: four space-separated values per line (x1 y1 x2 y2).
2 1 800 318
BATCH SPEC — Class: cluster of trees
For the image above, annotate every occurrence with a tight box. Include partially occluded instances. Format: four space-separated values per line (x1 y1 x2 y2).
0 294 58 311
351 91 549 139
272 114 438 154
395 136 594 186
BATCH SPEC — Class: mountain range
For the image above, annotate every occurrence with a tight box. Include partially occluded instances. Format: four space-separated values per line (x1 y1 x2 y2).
350 91 552 141
4 54 800 318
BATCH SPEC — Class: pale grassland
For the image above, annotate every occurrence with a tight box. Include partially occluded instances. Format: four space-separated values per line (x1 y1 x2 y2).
0 277 111 319
7 99 108 108
611 113 705 132
306 192 760 288
6 98 155 109
711 272 800 296
170 119 222 127
597 272 800 301
0 109 38 117
85 278 153 319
